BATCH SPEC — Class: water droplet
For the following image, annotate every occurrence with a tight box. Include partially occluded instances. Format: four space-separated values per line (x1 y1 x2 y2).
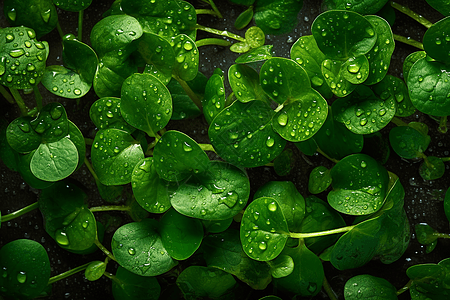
183 142 192 152
347 63 360 74
17 271 26 284
259 242 267 251
436 38 442 45
50 106 63 120
360 118 367 126
55 229 69 246
128 248 136 255
234 71 242 79
277 114 288 126
220 191 238 208
360 161 367 168
365 27 375 36
311 76 323 87
6 34 14 43
183 41 193 51
266 137 274 147
268 202 277 212
7 8 16 21
10 49 25 58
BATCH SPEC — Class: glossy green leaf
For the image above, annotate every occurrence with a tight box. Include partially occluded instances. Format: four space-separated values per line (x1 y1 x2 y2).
260 57 310 104
312 10 377 60
407 57 450 116
39 180 97 251
344 274 398 300
290 35 333 99
176 266 236 300
364 15 395 85
171 34 199 81
229 64 268 103
235 45 273 64
272 90 328 142
420 156 445 180
4 0 57 38
268 255 294 279
17 150 53 190
425 0 450 16
202 73 226 124
31 103 69 143
209 100 286 168
423 16 450 64
235 6 254 30
112 266 161 300
85 261 107 282
91 128 144 186
120 73 172 137
30 137 78 181
153 130 209 182
0 26 47 89
231 42 251 54
203 228 272 290
0 239 51 300
328 154 389 215
202 218 233 234
240 197 289 261
322 0 389 14
90 97 135 133
415 223 439 245
373 75 415 117
273 243 324 296
6 117 41 153
254 0 303 35
273 148 294 176
403 51 426 82
170 161 250 220
254 181 305 232
131 158 171 213
160 208 203 260
340 55 369 84
245 26 265 48
112 219 177 276
53 0 92 11
309 166 332 194
389 125 430 159
322 59 356 97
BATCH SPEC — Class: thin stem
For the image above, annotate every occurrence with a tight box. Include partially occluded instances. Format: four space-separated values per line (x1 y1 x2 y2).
317 147 340 164
274 104 284 113
0 85 15 104
195 9 220 17
145 139 158 156
94 239 117 262
32 85 43 111
48 262 91 285
391 116 408 127
173 75 203 111
78 10 84 41
265 162 274 167
56 21 64 40
433 232 450 239
391 2 433 28
289 225 355 239
9 88 28 116
195 24 246 42
441 157 450 162
196 38 231 48
206 0 223 18
27 107 38 117
90 205 131 212
396 279 412 296
84 157 99 182
393 34 424 50
1 202 39 222
322 275 339 300
438 116 448 133
102 272 119 284
199 143 216 153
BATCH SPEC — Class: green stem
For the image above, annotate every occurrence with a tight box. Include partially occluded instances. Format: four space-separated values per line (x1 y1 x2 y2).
84 157 99 182
317 147 340 164
1 202 39 222
0 85 15 104
391 1 433 28
90 205 131 212
207 0 223 18
32 85 43 111
225 92 235 107
195 24 246 42
196 38 231 48
27 107 38 117
433 232 450 239
438 116 448 133
322 275 339 300
102 272 119 284
391 116 408 127
78 10 84 41
48 262 91 285
195 9 220 17
94 239 117 262
145 139 159 156
199 143 216 153
441 157 450 162
173 75 203 111
396 279 412 296
265 162 274 167
56 21 64 40
393 34 424 50
289 225 355 239
9 88 28 116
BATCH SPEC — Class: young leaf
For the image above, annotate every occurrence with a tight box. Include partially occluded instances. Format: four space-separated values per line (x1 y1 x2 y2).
235 6 254 30
171 34 199 81
111 219 177 276
229 64 268 103
235 45 273 64
372 75 415 117
423 16 450 64
53 0 92 11
419 156 445 180
344 274 398 300
90 97 135 133
308 166 332 194
6 117 42 154
112 266 161 300
321 59 356 97
389 125 430 159
85 261 107 282
202 73 226 124
254 0 303 35
240 197 289 261
340 55 370 84
268 255 294 279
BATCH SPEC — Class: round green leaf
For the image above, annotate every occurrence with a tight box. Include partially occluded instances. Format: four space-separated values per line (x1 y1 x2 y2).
322 58 356 97
209 100 286 168
202 218 233 234
403 51 426 82
415 223 439 245
419 156 445 181
170 161 250 220
423 16 450 64
153 130 210 182
112 266 161 300
131 158 171 213
89 97 135 133
235 6 254 30
407 57 450 116
311 10 377 60
111 219 177 277
328 154 389 215
160 208 204 260
245 26 265 48
268 255 294 279
235 45 273 64
121 73 172 137
260 57 311 104
389 125 430 159
340 55 369 84
171 34 199 81
85 261 107 282
229 64 268 103
240 197 289 261
6 117 41 153
272 90 328 142
0 239 51 300
344 275 398 300
254 0 303 35
308 166 332 194
30 137 78 181
0 26 47 89
202 73 226 124
373 75 415 117
67 120 85 172
53 0 92 12
91 128 144 186
17 150 54 190
364 15 395 85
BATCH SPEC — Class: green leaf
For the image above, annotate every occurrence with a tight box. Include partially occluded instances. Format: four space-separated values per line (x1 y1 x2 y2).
254 0 303 35
235 6 254 30
4 0 58 38
344 274 398 300
415 223 439 245
159 208 203 260
111 219 177 276
268 255 294 278
153 130 209 182
202 218 233 234
444 187 450 223
85 261 107 282
30 137 78 181
171 34 199 81
407 57 450 116
420 156 445 180
91 128 144 186
17 150 54 190
240 197 289 261
120 73 172 137
6 117 41 153
229 64 268 103
423 16 450 64
0 26 47 89
203 228 272 289
364 15 395 85
170 161 250 220
235 45 273 64
39 180 97 251
89 97 135 133
209 100 286 168
202 73 226 124
425 0 450 16
312 10 377 60
321 59 356 97
308 166 332 194
53 0 92 11
131 158 172 213
176 266 236 300
31 103 69 143
67 120 85 172
245 26 265 48
322 0 389 15
340 55 370 84
328 154 389 215
0 239 51 300
112 266 161 300
372 75 415 117
389 125 430 159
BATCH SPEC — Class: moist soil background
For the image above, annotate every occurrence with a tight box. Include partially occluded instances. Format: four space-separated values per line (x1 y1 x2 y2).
0 0 449 299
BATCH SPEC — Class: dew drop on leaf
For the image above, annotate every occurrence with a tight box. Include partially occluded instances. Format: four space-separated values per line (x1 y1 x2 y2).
268 202 277 212
183 142 192 152
128 247 136 255
55 229 70 246
360 161 367 168
266 136 274 147
7 8 16 21
259 242 267 251
277 114 288 126
16 271 26 284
